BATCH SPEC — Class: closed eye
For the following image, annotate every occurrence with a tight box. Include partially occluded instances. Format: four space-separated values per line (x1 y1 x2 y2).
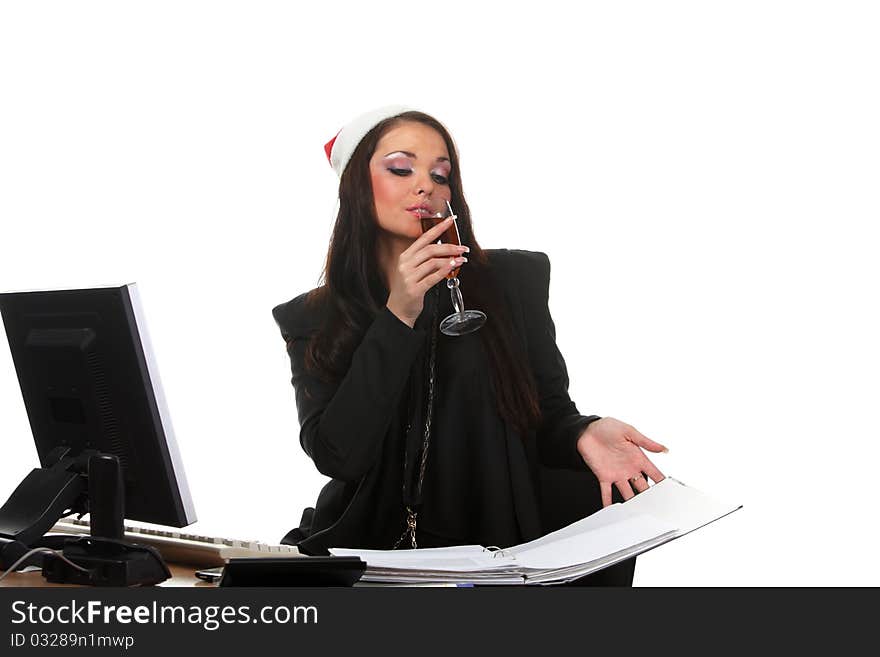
388 167 413 176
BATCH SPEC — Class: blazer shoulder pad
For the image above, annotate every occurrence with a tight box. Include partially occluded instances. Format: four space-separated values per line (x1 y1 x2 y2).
485 248 551 290
272 288 326 343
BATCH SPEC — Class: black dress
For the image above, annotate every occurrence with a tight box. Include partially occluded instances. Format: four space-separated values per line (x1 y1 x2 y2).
273 249 636 585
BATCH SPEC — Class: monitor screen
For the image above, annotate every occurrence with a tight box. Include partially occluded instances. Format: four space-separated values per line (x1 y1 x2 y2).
0 283 196 528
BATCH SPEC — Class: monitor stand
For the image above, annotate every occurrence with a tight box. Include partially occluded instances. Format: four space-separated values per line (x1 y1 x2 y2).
0 448 170 586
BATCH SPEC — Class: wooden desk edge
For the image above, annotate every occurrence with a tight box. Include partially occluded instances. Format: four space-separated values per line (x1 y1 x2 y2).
0 563 214 588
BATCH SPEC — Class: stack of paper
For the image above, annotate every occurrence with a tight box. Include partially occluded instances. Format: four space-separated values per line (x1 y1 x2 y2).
330 477 741 585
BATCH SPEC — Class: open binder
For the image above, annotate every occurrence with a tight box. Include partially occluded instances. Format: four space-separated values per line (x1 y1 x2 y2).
330 477 741 585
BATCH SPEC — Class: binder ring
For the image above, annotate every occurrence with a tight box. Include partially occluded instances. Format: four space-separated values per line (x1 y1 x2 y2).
483 546 505 559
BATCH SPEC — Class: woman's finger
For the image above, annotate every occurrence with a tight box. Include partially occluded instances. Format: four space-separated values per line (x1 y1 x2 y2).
626 426 668 453
407 242 468 270
402 216 454 257
630 473 650 494
417 257 463 293
411 254 465 285
641 459 666 484
600 480 613 508
615 479 636 501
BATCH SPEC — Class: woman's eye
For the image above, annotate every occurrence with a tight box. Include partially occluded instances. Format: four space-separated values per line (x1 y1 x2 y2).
431 173 449 185
388 167 412 176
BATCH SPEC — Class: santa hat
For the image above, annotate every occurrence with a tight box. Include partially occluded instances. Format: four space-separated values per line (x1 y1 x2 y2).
324 105 414 178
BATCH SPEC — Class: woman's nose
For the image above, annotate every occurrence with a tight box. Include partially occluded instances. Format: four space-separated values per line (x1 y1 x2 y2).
413 169 434 196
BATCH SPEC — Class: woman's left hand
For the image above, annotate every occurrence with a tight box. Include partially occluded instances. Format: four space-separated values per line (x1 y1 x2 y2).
575 417 668 507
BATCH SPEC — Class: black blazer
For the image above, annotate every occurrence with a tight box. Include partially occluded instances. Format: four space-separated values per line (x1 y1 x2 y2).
273 249 619 556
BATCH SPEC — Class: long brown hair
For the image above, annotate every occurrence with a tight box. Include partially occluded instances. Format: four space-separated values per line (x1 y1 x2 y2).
304 111 540 435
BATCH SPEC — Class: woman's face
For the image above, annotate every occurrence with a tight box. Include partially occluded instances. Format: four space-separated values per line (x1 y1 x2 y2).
369 120 452 242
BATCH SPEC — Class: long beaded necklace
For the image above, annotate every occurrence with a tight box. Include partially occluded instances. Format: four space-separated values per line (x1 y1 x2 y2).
392 284 440 550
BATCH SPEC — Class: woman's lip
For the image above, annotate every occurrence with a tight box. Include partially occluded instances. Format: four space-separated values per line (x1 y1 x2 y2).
407 207 433 218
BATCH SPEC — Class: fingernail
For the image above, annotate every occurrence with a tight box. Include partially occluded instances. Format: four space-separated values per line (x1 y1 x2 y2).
461 246 470 253
662 447 669 453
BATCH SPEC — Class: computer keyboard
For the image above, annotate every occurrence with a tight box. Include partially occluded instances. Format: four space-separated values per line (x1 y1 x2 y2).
49 518 302 567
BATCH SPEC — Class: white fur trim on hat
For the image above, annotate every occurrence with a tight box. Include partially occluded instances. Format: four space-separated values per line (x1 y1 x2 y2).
324 105 414 178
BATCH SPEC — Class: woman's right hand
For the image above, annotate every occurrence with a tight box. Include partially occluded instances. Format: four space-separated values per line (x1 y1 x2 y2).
386 217 469 328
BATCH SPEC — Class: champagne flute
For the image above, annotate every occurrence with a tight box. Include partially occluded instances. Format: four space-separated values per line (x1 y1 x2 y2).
420 197 486 336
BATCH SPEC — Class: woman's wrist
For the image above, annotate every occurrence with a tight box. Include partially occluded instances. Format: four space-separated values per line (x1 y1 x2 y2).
576 417 604 459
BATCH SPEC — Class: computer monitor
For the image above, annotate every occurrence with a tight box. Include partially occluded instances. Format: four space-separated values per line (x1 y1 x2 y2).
0 283 196 579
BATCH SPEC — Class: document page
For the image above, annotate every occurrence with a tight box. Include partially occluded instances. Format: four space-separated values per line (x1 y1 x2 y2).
622 477 742 535
505 502 648 557
330 544 515 572
512 513 677 570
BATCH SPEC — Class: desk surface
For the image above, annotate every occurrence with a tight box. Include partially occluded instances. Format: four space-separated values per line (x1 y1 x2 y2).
0 563 214 588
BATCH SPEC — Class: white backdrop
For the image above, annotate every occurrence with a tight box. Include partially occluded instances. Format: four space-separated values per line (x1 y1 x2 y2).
1 1 877 586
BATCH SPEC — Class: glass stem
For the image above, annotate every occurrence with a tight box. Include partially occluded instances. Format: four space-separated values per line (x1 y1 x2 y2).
447 277 464 314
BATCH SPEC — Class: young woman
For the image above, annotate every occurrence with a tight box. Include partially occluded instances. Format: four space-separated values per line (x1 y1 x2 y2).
273 106 668 585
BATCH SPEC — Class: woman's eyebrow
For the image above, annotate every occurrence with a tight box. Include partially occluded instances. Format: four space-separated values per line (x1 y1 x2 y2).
382 150 450 163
